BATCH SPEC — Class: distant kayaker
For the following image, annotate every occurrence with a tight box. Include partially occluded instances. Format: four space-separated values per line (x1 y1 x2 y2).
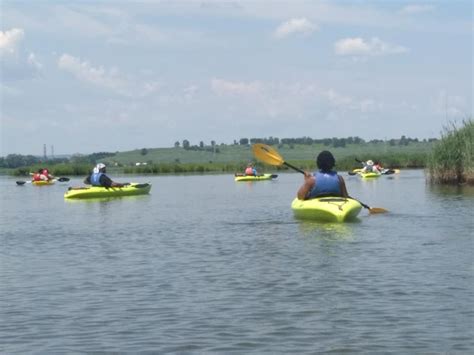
297 150 349 200
362 160 381 174
84 163 126 188
32 168 54 181
245 163 258 176
373 161 383 173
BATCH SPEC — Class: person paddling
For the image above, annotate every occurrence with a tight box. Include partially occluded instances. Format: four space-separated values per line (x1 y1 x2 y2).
32 168 54 182
361 160 381 174
244 163 258 176
297 150 349 200
84 163 126 188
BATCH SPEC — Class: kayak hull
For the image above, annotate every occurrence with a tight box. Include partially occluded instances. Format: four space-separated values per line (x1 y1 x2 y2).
32 180 55 186
359 172 381 179
291 197 362 222
352 168 400 175
64 183 151 199
234 174 276 182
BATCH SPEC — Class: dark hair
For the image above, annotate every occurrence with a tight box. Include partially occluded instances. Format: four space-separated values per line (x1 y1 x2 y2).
316 151 336 172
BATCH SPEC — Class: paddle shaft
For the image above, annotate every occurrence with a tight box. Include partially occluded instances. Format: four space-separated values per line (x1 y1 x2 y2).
284 162 306 175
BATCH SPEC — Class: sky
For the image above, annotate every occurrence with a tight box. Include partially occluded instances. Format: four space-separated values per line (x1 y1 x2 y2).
1 0 472 156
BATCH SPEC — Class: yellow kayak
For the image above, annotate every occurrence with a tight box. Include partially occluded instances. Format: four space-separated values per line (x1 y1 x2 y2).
351 168 400 175
359 172 381 179
32 180 55 186
291 197 362 222
64 183 151 199
234 174 277 182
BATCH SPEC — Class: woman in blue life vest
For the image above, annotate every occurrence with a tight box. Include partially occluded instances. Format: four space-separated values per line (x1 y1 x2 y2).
297 151 349 200
84 163 126 188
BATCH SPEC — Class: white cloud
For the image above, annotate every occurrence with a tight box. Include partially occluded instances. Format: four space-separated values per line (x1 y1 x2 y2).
58 54 127 93
211 78 261 96
0 28 24 55
274 17 317 39
334 37 408 56
400 4 435 15
27 53 42 70
0 28 42 81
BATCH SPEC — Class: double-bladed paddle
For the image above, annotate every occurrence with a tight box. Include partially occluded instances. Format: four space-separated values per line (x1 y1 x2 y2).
16 177 70 185
252 143 387 214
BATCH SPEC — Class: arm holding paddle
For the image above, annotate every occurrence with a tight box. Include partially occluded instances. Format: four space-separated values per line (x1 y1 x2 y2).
297 172 315 200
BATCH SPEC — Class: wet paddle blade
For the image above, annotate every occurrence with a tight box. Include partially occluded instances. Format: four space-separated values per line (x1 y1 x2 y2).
252 144 285 166
16 181 26 185
369 207 388 214
57 177 70 182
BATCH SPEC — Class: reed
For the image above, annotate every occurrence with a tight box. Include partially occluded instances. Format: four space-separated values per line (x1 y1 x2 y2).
428 119 473 185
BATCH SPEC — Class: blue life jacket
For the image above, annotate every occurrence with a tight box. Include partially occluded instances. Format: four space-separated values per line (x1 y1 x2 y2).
307 171 341 198
90 172 103 186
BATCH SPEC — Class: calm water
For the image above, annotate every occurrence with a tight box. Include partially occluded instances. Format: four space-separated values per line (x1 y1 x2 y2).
1 171 473 353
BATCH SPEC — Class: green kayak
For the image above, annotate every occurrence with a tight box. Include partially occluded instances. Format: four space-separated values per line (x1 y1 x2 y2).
291 197 362 222
234 174 278 182
64 183 151 199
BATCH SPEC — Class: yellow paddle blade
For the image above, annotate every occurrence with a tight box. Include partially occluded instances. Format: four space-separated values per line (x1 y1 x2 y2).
369 207 388 214
252 144 285 166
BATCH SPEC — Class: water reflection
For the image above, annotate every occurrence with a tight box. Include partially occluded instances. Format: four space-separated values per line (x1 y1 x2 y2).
64 195 151 204
296 220 358 240
427 184 474 198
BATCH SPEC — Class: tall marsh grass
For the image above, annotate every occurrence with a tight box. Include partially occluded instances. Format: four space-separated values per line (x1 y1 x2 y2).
428 119 473 185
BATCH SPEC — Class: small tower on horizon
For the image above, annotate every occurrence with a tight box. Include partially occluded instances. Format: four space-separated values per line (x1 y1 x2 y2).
43 144 47 160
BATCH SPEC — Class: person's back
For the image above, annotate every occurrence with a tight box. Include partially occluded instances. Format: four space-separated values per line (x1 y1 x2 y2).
32 169 43 181
362 160 374 173
297 151 348 200
308 170 341 198
245 164 257 176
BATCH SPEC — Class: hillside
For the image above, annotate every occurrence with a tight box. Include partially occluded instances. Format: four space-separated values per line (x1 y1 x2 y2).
104 141 434 168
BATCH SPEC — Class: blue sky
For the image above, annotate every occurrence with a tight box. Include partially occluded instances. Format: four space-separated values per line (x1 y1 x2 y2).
1 0 472 155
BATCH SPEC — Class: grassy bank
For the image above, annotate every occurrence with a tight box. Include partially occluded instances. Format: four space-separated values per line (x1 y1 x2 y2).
428 119 473 185
11 142 432 176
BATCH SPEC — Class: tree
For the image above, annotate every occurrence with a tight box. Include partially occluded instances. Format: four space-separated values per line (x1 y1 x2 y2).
174 141 180 148
399 135 408 146
141 148 148 156
199 141 204 148
239 138 249 145
183 140 190 149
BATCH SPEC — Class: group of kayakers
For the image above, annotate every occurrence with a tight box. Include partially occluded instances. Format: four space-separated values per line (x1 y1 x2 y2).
360 160 384 174
29 164 124 188
32 168 55 182
33 150 382 198
242 151 350 200
242 151 388 200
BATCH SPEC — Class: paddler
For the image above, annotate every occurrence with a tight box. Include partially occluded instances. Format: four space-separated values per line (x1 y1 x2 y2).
244 163 258 176
297 150 349 200
32 168 54 181
361 160 381 174
84 163 126 188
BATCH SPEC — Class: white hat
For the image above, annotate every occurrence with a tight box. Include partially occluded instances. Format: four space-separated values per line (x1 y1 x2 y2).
93 163 106 173
366 160 374 166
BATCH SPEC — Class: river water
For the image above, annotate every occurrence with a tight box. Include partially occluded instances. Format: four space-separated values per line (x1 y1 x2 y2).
0 170 473 353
